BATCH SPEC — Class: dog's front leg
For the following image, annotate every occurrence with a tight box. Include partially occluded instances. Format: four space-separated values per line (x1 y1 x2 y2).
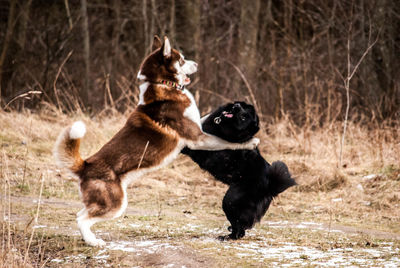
186 133 259 151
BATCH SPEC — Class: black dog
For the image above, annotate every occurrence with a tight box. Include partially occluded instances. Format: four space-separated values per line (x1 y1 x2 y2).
182 102 296 240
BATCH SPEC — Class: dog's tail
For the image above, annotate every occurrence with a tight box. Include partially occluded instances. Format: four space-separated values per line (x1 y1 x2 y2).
53 121 86 175
267 161 297 197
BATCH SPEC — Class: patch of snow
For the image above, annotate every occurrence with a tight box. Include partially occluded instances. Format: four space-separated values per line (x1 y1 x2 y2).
107 240 180 254
361 201 372 206
129 223 142 228
108 241 138 253
94 255 109 260
356 183 364 191
204 228 222 235
362 174 378 180
94 249 109 261
136 240 157 247
294 222 324 230
195 235 400 267
33 225 47 229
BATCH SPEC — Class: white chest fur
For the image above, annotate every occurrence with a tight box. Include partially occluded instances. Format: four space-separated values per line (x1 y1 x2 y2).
182 89 201 129
138 82 149 105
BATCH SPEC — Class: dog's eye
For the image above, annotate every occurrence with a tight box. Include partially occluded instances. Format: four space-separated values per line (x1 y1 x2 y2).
179 58 185 66
240 116 246 121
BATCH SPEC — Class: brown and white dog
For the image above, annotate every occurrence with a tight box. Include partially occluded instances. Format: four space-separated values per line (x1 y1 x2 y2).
53 36 259 246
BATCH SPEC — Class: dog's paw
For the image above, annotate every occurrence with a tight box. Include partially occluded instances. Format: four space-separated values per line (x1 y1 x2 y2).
86 238 106 247
247 137 259 149
217 235 231 241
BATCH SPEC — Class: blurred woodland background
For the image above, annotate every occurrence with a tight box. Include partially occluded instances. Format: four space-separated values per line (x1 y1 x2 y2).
0 0 399 125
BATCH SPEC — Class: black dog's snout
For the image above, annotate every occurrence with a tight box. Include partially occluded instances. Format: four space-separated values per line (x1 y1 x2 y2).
232 103 242 112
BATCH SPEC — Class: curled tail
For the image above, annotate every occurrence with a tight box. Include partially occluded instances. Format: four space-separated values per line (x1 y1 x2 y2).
267 161 297 197
53 121 86 175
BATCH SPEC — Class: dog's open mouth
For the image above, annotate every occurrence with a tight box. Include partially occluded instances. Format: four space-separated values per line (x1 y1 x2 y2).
184 77 191 85
222 111 233 118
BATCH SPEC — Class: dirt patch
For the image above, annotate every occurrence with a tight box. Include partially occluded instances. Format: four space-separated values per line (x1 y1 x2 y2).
131 245 210 268
47 239 212 268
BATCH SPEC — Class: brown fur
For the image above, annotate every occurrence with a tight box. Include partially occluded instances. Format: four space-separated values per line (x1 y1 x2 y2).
76 109 184 218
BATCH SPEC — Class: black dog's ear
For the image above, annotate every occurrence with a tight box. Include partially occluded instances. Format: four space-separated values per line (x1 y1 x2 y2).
252 113 260 134
152 35 162 51
255 112 260 126
251 123 260 135
245 109 260 136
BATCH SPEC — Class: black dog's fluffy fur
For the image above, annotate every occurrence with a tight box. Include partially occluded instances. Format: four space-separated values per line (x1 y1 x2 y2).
182 102 297 240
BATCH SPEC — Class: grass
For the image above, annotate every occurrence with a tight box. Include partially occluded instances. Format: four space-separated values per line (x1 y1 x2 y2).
1 107 399 267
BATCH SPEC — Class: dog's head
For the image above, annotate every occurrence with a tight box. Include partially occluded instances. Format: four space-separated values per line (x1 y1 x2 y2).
137 36 198 86
202 102 260 143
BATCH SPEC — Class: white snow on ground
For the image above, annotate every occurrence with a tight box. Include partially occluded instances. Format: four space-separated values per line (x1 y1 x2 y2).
195 237 400 267
187 222 400 267
107 239 180 254
265 221 342 234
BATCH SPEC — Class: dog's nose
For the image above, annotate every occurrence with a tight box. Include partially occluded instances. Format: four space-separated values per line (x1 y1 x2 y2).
233 103 241 111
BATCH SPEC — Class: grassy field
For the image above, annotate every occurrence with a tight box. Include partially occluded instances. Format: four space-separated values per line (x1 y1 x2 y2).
1 108 399 267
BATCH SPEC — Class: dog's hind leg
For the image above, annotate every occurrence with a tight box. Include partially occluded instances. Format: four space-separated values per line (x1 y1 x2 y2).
76 208 86 217
76 177 125 246
77 179 125 246
77 209 106 247
217 185 249 240
229 226 246 240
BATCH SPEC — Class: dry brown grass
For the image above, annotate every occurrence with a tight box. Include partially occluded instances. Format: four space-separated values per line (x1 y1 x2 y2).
1 106 399 267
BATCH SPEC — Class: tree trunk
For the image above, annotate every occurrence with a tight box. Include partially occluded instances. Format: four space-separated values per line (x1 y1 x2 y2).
176 0 200 58
169 0 176 43
80 0 90 107
232 0 260 108
239 0 260 79
110 0 121 102
0 0 17 103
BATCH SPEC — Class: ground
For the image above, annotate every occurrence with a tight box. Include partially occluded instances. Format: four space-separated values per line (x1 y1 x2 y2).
1 109 399 267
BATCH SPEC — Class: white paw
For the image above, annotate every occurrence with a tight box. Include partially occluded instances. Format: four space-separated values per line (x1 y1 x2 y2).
86 238 106 247
249 137 260 149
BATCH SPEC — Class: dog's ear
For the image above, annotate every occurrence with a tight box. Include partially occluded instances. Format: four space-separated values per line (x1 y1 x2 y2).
162 36 172 58
250 114 260 135
152 35 162 51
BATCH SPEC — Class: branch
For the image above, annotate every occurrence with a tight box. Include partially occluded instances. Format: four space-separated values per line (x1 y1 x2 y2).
223 60 263 122
348 32 380 82
339 23 379 167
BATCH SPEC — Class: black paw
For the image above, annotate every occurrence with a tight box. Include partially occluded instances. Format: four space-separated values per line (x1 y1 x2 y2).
217 235 231 241
218 227 245 241
217 233 243 241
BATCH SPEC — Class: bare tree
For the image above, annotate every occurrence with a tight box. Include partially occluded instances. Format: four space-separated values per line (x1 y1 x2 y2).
0 0 17 102
339 18 379 167
80 0 90 106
